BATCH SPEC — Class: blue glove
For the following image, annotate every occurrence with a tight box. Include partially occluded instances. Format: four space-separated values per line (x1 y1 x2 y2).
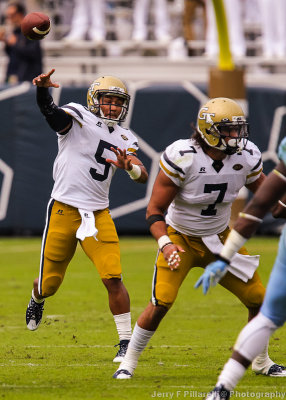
194 260 228 295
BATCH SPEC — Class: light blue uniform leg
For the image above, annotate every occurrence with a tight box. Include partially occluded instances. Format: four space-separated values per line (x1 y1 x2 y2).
261 225 286 327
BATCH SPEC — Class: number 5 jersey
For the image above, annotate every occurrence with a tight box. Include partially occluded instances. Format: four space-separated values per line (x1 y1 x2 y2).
51 102 139 211
160 138 263 236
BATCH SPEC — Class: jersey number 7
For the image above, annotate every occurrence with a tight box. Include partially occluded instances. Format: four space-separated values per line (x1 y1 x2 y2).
201 183 228 216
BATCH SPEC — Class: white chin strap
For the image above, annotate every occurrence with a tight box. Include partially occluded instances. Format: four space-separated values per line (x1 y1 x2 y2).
99 108 119 127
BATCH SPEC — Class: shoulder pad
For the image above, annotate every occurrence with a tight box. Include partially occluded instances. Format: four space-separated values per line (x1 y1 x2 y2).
61 103 84 121
160 139 196 185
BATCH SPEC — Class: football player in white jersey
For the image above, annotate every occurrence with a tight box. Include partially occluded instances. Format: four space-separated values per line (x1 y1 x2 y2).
196 138 286 399
25 69 148 363
113 97 285 378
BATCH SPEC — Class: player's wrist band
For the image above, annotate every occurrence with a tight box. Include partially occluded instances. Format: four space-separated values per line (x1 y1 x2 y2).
146 214 165 228
126 164 141 180
278 200 286 208
220 229 247 261
273 169 286 183
158 235 173 251
238 212 263 223
161 242 174 251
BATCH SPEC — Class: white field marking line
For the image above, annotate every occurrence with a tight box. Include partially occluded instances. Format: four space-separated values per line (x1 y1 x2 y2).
174 364 190 367
1 318 223 331
114 384 282 391
146 385 286 390
2 384 195 389
110 385 197 390
2 384 275 391
1 385 63 389
0 363 111 367
26 345 113 348
25 344 201 348
0 244 40 253
0 326 26 330
0 362 193 368
0 243 157 254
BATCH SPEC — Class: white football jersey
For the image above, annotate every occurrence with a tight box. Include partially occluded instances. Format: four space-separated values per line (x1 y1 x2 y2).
160 138 263 236
51 102 139 211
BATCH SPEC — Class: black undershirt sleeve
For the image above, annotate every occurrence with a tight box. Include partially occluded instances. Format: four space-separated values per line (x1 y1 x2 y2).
36 87 72 134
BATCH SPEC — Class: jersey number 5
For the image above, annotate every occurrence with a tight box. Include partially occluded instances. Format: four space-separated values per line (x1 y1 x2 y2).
201 183 228 216
90 140 114 182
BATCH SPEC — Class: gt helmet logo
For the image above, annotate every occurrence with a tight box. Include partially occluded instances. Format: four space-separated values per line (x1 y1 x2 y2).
198 109 215 124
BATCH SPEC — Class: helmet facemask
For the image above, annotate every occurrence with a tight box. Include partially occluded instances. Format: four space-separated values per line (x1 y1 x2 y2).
87 76 130 127
97 91 129 127
207 119 249 155
197 97 249 155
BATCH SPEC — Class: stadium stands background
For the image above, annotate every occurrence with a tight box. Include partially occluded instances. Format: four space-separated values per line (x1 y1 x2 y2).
0 0 286 235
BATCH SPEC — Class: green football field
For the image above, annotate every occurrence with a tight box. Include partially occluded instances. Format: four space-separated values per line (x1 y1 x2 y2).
1 236 286 400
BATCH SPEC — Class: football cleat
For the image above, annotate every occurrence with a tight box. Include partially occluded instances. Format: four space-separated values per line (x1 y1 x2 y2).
26 296 45 331
205 385 230 400
113 339 130 363
113 369 132 379
267 364 286 377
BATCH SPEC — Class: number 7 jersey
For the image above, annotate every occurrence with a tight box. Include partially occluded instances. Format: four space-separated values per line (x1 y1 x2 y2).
160 138 263 236
51 102 139 211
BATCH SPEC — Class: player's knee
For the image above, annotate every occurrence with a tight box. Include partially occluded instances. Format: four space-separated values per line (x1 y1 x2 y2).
41 274 62 297
154 282 178 309
102 277 122 292
45 232 70 262
100 253 121 279
244 281 265 309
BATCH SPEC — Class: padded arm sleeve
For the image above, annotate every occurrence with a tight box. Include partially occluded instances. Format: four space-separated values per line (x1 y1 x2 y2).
36 87 72 134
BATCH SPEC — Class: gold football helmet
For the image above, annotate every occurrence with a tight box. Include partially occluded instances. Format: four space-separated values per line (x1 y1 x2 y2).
197 97 249 154
87 76 130 127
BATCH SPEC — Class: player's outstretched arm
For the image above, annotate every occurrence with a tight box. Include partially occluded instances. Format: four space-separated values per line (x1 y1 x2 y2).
33 69 72 134
32 68 59 88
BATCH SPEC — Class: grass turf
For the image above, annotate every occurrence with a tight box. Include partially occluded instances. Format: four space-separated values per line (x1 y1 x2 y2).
0 236 286 399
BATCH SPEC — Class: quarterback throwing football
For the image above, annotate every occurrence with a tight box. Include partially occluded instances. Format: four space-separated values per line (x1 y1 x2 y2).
25 69 148 363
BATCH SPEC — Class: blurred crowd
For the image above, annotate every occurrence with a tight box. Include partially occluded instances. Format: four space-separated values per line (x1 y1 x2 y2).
0 0 286 77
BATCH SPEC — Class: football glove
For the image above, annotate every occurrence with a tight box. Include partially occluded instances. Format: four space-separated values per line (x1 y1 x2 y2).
194 260 228 295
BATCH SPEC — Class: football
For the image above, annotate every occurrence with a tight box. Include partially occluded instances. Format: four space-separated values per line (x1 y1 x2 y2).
21 12 51 40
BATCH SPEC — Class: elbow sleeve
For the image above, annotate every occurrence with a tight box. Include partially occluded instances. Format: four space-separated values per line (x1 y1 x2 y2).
36 87 72 133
